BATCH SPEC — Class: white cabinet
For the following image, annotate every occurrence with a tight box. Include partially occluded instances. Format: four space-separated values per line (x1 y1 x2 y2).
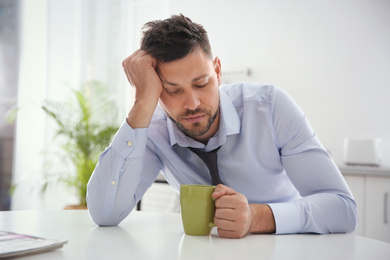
365 176 390 243
341 166 390 243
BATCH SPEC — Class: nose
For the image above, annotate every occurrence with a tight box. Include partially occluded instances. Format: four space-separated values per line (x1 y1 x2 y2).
183 90 200 111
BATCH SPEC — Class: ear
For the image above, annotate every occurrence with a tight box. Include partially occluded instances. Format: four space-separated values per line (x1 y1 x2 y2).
213 57 222 85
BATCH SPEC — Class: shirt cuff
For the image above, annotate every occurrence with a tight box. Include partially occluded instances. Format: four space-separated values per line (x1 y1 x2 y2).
268 202 302 234
110 120 148 158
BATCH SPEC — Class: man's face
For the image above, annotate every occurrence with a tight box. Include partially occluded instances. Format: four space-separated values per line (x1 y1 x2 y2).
157 49 222 143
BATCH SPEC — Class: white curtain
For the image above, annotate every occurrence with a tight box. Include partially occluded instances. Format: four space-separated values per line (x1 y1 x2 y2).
11 0 170 209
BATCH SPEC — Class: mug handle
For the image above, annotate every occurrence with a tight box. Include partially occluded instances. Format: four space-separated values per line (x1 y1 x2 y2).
209 195 217 228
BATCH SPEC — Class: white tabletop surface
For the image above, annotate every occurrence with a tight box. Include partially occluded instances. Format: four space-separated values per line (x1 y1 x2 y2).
1 210 390 260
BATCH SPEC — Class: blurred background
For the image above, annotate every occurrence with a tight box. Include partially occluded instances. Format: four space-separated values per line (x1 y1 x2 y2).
0 0 389 238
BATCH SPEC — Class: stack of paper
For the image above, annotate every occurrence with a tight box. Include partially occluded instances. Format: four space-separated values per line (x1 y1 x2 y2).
0 231 67 258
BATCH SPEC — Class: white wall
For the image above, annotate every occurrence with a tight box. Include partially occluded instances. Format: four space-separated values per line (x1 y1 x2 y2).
169 0 390 166
12 0 390 210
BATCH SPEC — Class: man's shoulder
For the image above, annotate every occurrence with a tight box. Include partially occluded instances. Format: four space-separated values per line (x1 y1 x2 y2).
220 82 277 106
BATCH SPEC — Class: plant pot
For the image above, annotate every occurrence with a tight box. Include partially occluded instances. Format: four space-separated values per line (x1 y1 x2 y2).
63 205 87 210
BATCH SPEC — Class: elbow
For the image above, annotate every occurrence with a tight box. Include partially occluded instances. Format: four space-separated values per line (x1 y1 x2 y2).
339 215 358 234
86 194 121 227
345 200 359 234
86 193 134 227
315 194 359 234
88 206 115 226
89 213 121 227
87 209 117 227
87 205 122 227
86 179 121 226
337 195 359 234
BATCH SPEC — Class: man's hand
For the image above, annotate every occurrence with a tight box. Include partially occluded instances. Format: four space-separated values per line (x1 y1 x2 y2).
122 49 163 128
212 184 276 238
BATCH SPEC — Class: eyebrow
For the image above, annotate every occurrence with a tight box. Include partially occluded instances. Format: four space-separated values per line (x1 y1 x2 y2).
161 74 210 87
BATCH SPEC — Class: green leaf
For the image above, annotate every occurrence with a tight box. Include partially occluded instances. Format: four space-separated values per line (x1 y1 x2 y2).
9 81 120 206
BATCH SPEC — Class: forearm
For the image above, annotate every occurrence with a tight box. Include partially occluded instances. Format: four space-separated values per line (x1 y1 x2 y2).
249 204 276 234
127 98 159 129
268 193 358 234
87 121 153 225
87 148 141 225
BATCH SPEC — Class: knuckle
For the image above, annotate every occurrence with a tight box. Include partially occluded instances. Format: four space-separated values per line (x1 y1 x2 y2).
122 60 128 70
214 209 222 218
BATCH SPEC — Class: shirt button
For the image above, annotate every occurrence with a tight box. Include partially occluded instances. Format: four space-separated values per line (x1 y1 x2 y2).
127 141 133 147
112 180 116 186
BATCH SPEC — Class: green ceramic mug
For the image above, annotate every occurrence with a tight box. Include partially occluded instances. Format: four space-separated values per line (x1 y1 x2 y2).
180 184 216 236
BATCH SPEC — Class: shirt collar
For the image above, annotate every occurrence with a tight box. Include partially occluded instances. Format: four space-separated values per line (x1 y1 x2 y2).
167 90 241 150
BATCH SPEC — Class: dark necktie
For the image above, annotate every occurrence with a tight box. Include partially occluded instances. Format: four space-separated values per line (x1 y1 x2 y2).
189 146 223 185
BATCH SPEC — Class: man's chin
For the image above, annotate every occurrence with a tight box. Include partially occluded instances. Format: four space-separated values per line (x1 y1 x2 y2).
179 123 210 138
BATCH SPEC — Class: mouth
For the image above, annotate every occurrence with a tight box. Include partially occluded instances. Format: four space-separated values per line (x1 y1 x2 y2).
183 114 205 124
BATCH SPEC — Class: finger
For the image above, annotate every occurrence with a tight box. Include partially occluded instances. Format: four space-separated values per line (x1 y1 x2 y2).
122 49 141 69
212 184 237 199
122 50 152 87
214 217 235 231
217 228 245 239
215 211 250 231
122 49 149 74
215 193 246 209
214 208 236 220
215 217 249 239
131 48 146 60
122 51 139 86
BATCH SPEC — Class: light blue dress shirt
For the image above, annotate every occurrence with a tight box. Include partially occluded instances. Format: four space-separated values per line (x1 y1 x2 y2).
87 83 358 234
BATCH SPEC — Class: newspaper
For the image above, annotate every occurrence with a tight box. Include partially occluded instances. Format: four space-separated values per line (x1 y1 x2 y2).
0 231 67 258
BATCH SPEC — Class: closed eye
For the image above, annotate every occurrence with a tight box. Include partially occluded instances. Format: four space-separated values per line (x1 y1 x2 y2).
163 87 180 94
194 82 208 88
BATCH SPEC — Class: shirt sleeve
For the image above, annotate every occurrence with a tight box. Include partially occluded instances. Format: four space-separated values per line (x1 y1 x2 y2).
267 87 358 234
86 120 160 226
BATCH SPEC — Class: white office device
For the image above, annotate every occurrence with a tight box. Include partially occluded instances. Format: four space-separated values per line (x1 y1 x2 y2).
343 138 383 166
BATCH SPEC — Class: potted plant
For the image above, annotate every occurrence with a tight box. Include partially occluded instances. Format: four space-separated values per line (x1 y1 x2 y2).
9 81 120 208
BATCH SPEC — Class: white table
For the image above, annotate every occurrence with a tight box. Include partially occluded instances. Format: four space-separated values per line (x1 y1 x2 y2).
1 210 390 260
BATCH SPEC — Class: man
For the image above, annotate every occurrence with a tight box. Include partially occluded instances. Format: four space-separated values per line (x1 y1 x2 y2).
87 14 357 238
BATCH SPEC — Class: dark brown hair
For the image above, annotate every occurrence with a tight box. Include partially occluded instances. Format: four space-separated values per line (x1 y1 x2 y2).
141 14 212 63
